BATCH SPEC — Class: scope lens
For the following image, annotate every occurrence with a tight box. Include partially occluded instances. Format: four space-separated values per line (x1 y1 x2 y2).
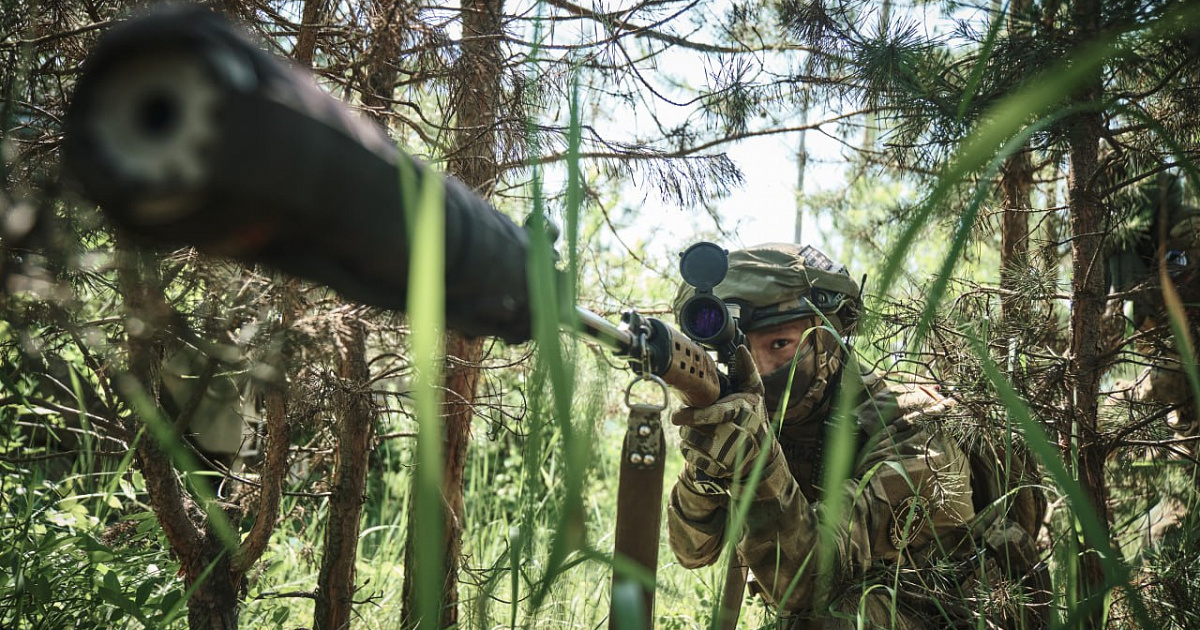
685 301 726 340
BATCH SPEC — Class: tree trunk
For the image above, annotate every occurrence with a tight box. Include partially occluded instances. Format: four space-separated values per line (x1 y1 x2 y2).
1065 0 1111 622
795 89 808 244
442 333 485 625
314 320 375 630
1066 126 1111 627
999 149 1033 321
359 0 406 125
402 334 485 627
401 0 503 625
232 282 296 576
186 533 242 630
999 0 1033 323
294 0 328 68
117 249 243 630
302 10 379 628
446 0 505 197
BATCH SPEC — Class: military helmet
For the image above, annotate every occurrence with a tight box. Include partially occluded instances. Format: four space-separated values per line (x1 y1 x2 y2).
674 242 861 335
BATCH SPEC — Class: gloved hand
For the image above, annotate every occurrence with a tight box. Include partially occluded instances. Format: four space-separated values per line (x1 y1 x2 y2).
672 345 790 499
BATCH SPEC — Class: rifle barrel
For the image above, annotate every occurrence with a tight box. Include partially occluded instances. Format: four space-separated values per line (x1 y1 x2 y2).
573 306 634 354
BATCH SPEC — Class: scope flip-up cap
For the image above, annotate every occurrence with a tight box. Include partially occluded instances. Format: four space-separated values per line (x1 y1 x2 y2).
674 242 861 334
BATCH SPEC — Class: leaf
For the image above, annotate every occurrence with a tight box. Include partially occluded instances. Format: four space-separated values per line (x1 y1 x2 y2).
135 577 157 607
103 568 121 593
160 589 183 618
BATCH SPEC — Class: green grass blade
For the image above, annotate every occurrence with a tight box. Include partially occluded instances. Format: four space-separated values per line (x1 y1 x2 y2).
403 157 448 630
524 170 583 612
566 69 583 312
1157 264 1200 439
955 0 1007 122
524 5 587 614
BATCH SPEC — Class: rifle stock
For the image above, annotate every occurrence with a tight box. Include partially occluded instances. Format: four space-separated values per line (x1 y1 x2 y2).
575 307 722 408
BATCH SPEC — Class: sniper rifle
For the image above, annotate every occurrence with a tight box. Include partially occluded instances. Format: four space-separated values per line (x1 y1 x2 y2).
62 8 748 629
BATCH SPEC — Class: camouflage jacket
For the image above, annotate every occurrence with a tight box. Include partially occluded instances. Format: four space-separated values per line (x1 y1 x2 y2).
666 369 981 623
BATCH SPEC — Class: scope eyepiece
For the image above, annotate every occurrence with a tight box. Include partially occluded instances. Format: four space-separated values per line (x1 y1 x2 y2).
679 293 737 346
677 241 745 355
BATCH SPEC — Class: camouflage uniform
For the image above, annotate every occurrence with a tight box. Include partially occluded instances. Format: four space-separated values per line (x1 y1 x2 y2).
1107 173 1200 542
1108 173 1200 449
667 243 1046 629
161 344 262 476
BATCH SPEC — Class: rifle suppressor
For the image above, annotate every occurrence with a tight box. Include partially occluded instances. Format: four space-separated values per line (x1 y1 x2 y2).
63 7 534 342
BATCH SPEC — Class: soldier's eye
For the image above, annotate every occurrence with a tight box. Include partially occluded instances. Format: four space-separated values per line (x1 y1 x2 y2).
770 339 791 351
1167 250 1189 267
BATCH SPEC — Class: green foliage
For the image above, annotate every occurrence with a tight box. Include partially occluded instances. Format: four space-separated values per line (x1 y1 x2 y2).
0 468 185 630
10 1 1200 629
1135 517 1200 629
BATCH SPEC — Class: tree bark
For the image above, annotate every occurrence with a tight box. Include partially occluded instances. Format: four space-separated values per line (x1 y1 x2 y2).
1065 0 1111 623
401 0 503 624
446 0 505 197
314 320 375 630
443 333 485 624
294 0 328 68
999 149 1033 320
999 0 1033 323
230 380 288 573
795 88 808 244
117 249 242 630
401 333 485 627
437 0 503 622
233 284 296 575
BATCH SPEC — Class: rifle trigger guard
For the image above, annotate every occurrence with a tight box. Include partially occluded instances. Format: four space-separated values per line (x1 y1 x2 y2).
625 373 668 412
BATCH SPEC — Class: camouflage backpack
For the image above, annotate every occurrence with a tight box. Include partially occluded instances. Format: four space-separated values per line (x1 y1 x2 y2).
890 380 1051 628
879 378 1047 572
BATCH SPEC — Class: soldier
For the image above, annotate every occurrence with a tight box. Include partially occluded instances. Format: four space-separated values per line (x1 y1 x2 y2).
1107 171 1200 542
667 243 1047 629
161 344 263 484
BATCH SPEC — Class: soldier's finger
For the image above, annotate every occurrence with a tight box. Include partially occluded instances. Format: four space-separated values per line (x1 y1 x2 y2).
733 345 764 395
671 407 699 427
680 442 727 478
680 425 717 453
682 396 755 427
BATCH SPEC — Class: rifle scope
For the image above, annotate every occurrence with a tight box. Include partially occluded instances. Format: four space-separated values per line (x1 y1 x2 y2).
677 242 740 349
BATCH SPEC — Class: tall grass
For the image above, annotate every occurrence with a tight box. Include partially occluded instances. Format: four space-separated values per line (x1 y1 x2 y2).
10 3 1200 630
401 138 449 630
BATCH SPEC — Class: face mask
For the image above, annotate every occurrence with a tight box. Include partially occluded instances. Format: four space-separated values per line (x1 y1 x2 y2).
760 328 842 423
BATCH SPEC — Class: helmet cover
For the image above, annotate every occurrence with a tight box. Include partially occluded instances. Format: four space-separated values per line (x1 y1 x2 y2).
674 242 860 334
